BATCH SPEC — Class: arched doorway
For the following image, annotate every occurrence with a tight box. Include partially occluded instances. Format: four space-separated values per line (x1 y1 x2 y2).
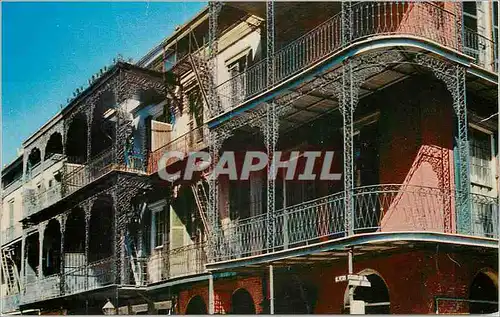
231 288 256 314
88 197 114 263
185 295 207 314
66 113 88 163
42 219 61 276
344 270 390 314
44 132 64 160
469 269 498 314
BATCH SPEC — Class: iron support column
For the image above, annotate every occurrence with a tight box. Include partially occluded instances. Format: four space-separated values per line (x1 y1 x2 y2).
37 223 46 281
265 0 277 252
347 248 354 314
453 66 471 234
265 102 278 252
269 265 275 314
208 1 222 117
341 1 352 47
208 132 222 262
208 273 215 314
20 233 26 290
84 203 91 290
59 214 67 296
341 61 355 236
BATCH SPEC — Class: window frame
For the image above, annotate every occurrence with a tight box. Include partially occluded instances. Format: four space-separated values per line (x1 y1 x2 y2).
468 123 495 189
8 199 15 228
149 200 167 251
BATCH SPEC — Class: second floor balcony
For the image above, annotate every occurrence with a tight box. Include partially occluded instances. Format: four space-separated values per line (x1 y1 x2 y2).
215 184 498 262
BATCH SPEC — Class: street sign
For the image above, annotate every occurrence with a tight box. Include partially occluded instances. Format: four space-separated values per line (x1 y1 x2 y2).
335 274 371 287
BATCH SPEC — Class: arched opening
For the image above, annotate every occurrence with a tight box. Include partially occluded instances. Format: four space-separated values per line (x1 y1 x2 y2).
469 269 498 314
88 196 114 263
44 132 64 161
66 113 88 164
231 288 256 314
27 147 42 175
42 219 61 276
25 232 39 281
344 270 390 314
90 91 116 158
185 295 207 314
64 208 86 268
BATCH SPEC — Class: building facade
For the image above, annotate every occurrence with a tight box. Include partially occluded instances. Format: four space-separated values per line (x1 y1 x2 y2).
1 1 498 314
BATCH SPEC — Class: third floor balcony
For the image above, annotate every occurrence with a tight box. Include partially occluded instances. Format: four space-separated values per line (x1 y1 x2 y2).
212 1 497 120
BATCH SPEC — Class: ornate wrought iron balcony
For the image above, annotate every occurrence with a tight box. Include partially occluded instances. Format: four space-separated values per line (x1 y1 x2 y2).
215 184 498 262
22 150 146 219
212 2 496 119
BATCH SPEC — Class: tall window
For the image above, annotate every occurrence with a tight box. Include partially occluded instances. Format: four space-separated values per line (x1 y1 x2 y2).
9 199 14 228
463 2 478 31
150 201 167 249
469 127 493 188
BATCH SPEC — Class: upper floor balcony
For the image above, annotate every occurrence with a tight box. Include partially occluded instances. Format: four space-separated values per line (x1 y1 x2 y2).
210 1 497 121
22 149 146 219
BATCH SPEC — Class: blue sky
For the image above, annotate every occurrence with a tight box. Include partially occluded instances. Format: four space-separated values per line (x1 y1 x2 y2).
2 1 206 166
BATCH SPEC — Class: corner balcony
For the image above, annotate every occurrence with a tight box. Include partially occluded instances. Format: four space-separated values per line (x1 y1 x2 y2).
216 185 498 262
212 2 496 120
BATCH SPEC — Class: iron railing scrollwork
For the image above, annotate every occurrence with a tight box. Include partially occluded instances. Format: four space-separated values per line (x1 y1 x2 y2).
211 2 496 119
216 184 498 261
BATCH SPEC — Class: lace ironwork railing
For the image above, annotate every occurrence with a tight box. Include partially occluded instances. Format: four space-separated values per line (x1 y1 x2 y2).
464 27 498 73
217 184 498 261
211 2 497 118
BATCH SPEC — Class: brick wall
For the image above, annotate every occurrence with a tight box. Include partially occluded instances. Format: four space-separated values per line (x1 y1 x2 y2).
178 276 264 314
176 248 496 314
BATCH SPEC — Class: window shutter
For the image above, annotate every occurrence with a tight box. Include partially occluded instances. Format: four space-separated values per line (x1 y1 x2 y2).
151 120 172 152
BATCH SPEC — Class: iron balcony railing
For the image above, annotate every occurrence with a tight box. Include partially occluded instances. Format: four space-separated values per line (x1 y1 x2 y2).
21 256 116 304
463 27 498 73
147 125 207 174
147 242 207 284
212 2 497 119
22 150 145 218
217 184 499 261
20 274 60 304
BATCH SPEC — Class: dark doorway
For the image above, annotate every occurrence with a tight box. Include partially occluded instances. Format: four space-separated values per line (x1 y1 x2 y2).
231 288 256 314
350 272 390 314
185 295 207 314
469 270 498 314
